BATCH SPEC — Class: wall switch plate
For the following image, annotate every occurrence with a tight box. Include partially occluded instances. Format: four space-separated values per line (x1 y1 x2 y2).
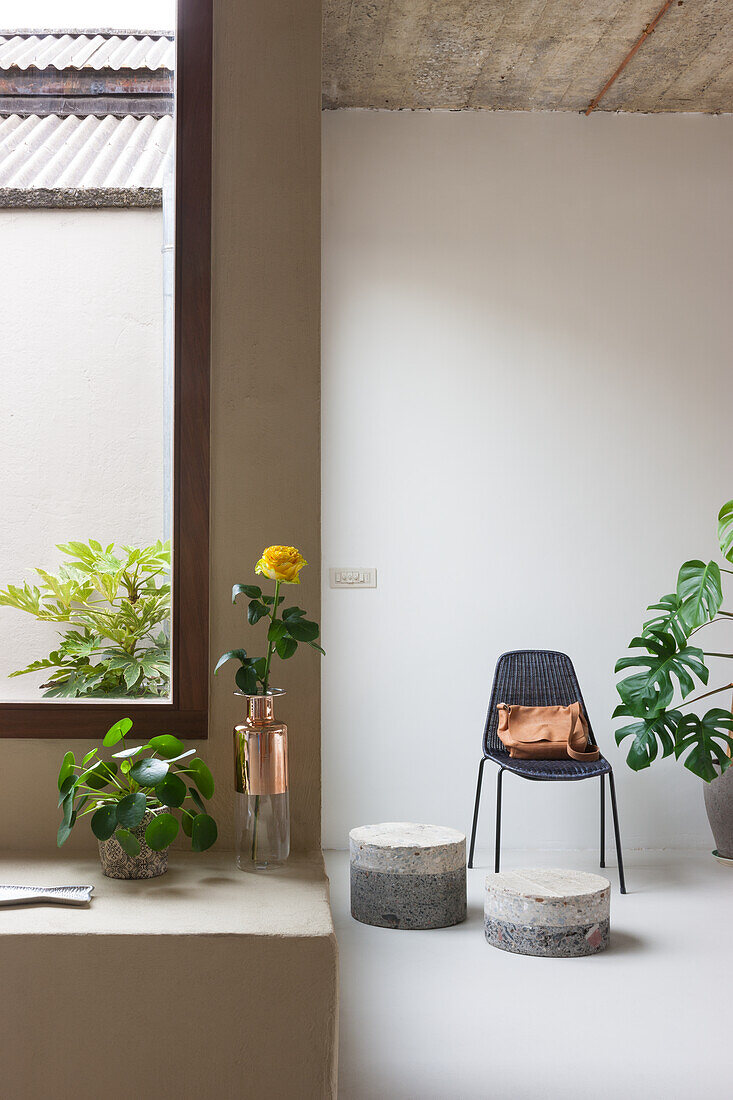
329 567 377 589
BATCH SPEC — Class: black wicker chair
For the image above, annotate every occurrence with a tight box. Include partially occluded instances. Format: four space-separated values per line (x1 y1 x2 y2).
468 649 626 893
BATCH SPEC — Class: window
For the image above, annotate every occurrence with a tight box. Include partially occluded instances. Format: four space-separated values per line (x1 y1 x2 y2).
0 0 211 737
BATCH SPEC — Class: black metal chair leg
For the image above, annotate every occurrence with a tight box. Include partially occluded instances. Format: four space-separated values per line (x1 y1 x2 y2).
599 773 606 868
608 769 627 894
468 758 486 869
494 767 504 874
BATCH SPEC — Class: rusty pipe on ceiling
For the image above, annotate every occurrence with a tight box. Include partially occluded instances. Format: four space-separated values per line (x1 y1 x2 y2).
584 0 675 116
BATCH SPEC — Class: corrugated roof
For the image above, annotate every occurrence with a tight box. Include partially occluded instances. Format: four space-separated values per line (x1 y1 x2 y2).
0 113 173 190
0 33 174 72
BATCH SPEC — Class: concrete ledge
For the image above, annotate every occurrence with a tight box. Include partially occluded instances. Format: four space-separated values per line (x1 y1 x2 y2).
0 851 337 1099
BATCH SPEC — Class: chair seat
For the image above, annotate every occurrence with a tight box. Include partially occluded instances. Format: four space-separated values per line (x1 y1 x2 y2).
485 749 611 781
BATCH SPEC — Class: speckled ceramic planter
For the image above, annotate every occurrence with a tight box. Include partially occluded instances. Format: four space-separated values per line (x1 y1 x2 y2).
350 822 466 930
485 868 610 957
704 767 733 859
98 808 169 880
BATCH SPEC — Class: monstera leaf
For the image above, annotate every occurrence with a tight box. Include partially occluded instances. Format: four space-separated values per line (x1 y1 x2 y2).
614 708 683 771
615 629 707 710
676 560 722 630
674 709 733 782
718 500 733 563
642 592 689 647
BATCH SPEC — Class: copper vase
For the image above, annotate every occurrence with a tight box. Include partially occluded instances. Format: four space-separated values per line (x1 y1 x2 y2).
234 691 289 870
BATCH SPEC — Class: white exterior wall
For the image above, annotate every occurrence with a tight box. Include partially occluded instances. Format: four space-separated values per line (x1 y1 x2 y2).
0 207 166 699
322 110 733 851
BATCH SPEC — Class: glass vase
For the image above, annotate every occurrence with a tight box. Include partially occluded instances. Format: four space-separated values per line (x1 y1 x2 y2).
234 691 289 870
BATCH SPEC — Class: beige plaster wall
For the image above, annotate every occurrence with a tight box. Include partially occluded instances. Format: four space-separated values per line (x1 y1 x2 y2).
0 0 322 856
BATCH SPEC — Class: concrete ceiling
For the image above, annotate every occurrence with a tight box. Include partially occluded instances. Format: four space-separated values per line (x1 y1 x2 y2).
322 0 733 113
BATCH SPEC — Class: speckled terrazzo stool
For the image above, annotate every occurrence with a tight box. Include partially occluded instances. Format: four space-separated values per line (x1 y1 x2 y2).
485 869 610 957
350 823 467 930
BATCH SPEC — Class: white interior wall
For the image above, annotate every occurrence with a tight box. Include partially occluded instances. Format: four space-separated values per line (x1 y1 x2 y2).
0 208 165 699
322 110 733 852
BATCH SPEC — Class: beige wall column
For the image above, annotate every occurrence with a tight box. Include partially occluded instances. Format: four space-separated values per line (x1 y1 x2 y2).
209 0 323 851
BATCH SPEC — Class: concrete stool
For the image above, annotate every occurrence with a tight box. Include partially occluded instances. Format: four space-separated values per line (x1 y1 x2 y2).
350 822 467 930
485 868 610 957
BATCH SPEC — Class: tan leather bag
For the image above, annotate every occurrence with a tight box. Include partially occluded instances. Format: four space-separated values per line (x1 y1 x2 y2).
497 701 599 761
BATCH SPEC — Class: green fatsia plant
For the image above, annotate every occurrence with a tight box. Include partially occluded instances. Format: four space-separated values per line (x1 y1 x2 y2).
614 501 733 782
0 540 170 698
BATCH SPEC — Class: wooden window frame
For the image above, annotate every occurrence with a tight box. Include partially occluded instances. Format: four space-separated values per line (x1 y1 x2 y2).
0 0 212 739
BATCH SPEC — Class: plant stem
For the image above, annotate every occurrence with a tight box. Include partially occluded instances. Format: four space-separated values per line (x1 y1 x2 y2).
703 653 733 659
678 683 733 709
251 793 260 862
261 579 281 695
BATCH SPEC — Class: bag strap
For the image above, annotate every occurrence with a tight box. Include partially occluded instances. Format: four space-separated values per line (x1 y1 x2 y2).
567 703 599 761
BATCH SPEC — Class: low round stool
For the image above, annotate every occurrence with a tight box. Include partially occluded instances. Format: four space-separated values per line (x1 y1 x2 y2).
350 822 467 930
485 868 610 957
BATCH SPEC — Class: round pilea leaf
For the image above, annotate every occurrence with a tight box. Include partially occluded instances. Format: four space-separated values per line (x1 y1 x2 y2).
85 761 119 790
130 757 169 788
112 745 144 759
115 829 141 857
91 803 118 841
155 772 187 808
57 821 73 847
191 814 218 852
188 759 215 800
116 792 147 828
144 812 179 851
148 734 185 760
57 751 75 790
57 774 77 805
103 717 133 747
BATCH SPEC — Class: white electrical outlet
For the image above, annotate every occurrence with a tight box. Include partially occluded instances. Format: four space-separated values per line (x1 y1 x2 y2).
329 567 377 589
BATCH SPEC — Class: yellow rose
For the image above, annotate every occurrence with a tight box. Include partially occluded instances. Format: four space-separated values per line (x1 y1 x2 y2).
255 545 307 585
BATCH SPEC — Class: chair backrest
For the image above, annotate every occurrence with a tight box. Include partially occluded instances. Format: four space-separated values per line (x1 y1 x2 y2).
482 649 597 757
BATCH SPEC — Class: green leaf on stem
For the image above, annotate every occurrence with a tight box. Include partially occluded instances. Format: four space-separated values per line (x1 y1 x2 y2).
148 734 185 759
82 749 97 766
275 635 298 660
674 709 733 782
155 772 187 808
181 809 195 837
235 664 259 695
57 751 75 790
188 786 206 814
187 759 215 800
57 774 77 804
115 828 141 857
214 649 248 675
615 630 707 710
718 500 733 563
57 821 73 847
116 792 147 828
91 803 118 840
281 606 306 621
112 745 144 759
145 813 179 851
248 600 269 625
267 619 287 644
103 717 133 747
192 814 217 852
284 618 319 643
85 761 119 790
677 560 722 630
232 584 261 603
614 708 682 770
130 757 169 788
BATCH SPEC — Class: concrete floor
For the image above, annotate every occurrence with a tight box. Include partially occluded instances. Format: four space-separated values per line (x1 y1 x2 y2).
324 848 733 1100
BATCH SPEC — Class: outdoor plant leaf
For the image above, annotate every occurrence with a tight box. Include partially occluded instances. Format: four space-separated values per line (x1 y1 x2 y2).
615 630 707 710
674 710 733 782
676 560 722 629
718 500 733 563
130 757 169 788
145 813 179 851
191 814 218 852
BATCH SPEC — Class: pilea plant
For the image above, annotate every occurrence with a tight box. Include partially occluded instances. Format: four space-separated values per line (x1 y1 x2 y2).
614 499 733 782
57 718 217 855
0 540 170 698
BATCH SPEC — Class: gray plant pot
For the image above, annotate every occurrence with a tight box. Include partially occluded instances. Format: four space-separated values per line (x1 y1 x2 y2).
98 807 169 879
704 767 733 859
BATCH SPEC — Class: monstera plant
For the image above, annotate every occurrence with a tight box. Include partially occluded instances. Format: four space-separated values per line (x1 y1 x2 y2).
614 500 733 783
